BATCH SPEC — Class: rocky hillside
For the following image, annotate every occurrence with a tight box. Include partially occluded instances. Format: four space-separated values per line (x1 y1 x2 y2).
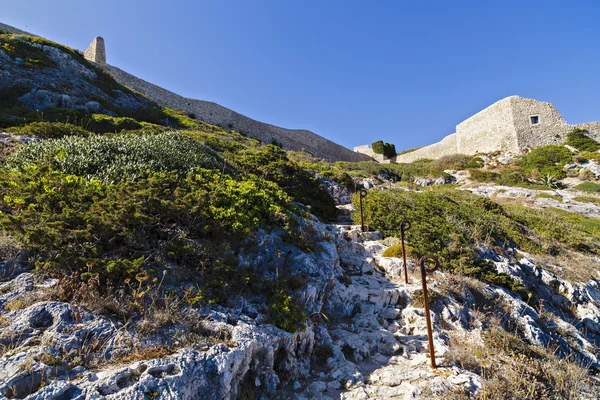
2 27 600 400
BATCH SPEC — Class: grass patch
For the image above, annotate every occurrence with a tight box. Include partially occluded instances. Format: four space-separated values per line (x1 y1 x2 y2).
574 182 600 193
536 193 562 202
573 196 600 206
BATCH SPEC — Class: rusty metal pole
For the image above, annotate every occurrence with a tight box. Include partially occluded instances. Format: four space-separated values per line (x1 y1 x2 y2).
359 189 368 232
418 255 440 369
400 220 411 284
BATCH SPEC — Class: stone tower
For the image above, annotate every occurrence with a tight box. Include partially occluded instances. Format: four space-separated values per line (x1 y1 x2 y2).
84 36 106 65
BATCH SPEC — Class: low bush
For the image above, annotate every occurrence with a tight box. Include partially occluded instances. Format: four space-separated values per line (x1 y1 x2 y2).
432 154 475 170
0 163 310 332
353 188 600 289
228 145 338 222
573 196 600 206
536 193 562 202
7 131 220 182
517 145 573 179
87 114 142 133
575 182 600 193
8 122 90 138
382 244 417 259
565 128 600 152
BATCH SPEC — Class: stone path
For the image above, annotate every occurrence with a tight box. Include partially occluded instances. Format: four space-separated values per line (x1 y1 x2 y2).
296 225 481 399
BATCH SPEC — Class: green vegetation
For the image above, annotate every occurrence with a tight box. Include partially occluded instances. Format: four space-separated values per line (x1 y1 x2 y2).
574 182 600 193
535 193 562 202
371 140 396 159
468 168 549 189
573 195 600 206
382 243 417 258
227 144 338 222
0 159 312 331
354 187 600 292
0 33 57 69
7 131 221 183
565 128 600 152
8 122 90 138
516 145 573 179
87 114 142 133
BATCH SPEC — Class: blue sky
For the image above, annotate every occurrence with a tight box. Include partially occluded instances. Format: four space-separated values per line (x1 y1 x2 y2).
4 1 600 151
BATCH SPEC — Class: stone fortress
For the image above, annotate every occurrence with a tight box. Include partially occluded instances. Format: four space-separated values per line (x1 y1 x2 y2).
382 96 600 163
0 22 370 162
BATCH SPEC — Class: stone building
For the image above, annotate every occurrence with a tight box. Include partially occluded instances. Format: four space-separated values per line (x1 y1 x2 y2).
390 96 600 163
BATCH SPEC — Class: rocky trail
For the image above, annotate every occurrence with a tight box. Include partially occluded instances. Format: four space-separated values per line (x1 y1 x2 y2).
2 195 600 398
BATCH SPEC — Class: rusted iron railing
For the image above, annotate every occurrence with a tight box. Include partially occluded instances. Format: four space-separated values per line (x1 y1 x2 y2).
400 220 411 284
359 189 368 232
418 255 440 369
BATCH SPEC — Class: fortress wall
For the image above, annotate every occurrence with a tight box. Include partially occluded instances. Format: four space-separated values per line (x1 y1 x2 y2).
455 96 519 155
103 65 370 163
573 121 600 140
353 145 386 162
0 23 34 36
395 133 458 163
510 97 570 150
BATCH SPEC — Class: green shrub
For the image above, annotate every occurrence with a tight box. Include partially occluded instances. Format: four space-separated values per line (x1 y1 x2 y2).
8 122 90 138
469 168 544 188
0 162 312 331
0 34 57 69
87 114 142 133
433 154 474 170
371 140 396 159
7 131 221 182
464 157 484 169
352 187 600 287
382 244 417 258
0 165 293 282
229 145 338 222
536 193 562 202
573 196 600 206
565 128 600 152
574 182 600 193
517 145 573 179
580 151 600 162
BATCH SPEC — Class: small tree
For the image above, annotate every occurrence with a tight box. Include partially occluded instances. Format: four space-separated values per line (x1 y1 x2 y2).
371 140 397 159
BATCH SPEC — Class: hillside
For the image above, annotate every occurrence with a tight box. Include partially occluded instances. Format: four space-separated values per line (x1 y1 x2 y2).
1 27 600 400
0 22 370 163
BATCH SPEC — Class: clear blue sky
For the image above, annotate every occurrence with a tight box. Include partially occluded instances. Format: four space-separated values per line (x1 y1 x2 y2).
4 1 600 151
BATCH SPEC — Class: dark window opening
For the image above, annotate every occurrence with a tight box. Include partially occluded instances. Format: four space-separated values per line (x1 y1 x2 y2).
530 116 539 125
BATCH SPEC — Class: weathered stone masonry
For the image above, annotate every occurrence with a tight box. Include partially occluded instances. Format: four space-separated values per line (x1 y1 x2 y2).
392 96 600 163
102 64 370 162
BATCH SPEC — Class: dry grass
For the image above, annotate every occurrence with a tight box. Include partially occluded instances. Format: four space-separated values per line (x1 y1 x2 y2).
445 328 600 399
522 250 600 283
0 235 20 263
2 289 55 312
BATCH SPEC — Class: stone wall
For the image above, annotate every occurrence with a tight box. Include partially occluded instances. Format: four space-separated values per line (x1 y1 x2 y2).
395 133 458 163
455 96 519 154
103 64 371 163
0 22 34 36
510 96 569 151
353 144 386 162
396 96 600 162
